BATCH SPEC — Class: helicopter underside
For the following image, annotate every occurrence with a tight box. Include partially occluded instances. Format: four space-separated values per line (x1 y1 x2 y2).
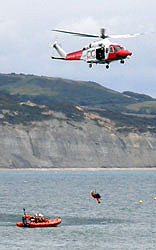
86 57 126 69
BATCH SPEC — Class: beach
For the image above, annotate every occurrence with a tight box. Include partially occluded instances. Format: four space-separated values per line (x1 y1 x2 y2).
1 167 156 171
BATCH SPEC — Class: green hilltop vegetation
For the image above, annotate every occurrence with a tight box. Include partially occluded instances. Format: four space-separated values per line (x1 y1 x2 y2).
0 73 156 132
0 73 155 109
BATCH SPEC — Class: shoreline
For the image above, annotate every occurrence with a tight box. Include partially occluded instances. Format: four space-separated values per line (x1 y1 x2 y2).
1 167 156 171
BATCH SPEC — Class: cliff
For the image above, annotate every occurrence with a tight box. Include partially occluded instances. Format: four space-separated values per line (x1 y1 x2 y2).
1 109 156 169
0 73 156 169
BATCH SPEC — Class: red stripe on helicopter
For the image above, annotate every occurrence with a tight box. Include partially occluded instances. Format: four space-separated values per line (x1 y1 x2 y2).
66 50 83 60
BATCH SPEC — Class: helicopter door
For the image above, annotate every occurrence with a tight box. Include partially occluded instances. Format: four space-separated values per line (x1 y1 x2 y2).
96 47 105 60
105 46 109 59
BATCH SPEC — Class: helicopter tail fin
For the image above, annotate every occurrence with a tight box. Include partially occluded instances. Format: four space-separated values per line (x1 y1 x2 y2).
51 41 67 59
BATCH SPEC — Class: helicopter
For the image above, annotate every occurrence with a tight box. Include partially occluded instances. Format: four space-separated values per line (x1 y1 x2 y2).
51 28 147 69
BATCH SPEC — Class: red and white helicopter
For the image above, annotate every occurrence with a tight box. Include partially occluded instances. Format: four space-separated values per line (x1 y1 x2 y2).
51 28 149 69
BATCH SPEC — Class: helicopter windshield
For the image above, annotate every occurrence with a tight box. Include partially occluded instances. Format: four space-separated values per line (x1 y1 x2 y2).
114 46 124 52
109 45 124 53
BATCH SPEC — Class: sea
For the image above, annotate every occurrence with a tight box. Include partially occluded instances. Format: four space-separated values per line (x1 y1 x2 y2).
1 169 156 250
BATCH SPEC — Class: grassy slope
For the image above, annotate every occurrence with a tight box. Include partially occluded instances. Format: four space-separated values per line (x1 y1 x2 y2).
0 73 155 132
126 101 156 114
0 73 140 108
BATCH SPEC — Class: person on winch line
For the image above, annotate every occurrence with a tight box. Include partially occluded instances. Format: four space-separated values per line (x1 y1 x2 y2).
91 191 101 204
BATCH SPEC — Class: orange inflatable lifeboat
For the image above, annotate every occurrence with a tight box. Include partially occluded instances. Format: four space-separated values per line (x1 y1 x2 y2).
16 209 62 228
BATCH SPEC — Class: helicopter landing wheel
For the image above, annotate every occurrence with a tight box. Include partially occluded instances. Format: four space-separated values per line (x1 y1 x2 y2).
120 60 124 64
106 65 109 69
89 64 92 68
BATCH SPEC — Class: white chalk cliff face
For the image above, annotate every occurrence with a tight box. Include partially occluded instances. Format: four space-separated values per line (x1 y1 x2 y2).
0 111 156 169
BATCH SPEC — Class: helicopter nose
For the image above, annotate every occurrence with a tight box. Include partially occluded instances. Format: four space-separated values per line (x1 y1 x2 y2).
116 50 132 58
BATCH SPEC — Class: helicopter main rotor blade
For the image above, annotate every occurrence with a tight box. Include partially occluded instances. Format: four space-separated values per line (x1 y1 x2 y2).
52 29 155 39
109 31 156 39
52 29 99 38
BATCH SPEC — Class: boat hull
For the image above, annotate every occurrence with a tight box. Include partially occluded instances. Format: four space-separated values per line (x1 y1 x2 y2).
16 218 62 228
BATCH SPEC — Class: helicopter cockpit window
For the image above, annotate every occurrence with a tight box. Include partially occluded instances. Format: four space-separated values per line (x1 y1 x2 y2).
113 46 124 52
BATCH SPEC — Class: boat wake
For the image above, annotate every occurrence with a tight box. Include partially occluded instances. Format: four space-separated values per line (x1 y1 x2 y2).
61 216 133 226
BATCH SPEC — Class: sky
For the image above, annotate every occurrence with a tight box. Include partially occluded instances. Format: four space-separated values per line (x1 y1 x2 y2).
1 0 156 97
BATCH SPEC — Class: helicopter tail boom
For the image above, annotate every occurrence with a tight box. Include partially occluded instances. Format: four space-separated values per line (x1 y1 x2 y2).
52 41 84 61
